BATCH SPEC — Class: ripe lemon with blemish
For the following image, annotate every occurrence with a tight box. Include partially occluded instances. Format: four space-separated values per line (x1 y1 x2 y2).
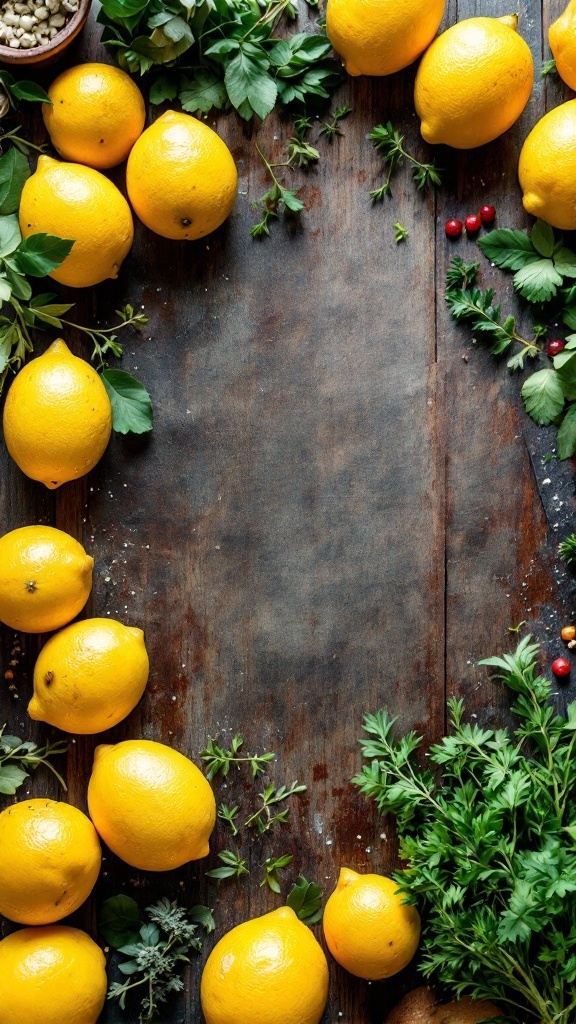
550 0 576 91
323 868 421 979
326 0 445 77
28 617 149 734
201 906 329 1024
2 339 112 488
43 63 146 169
126 110 238 240
414 15 534 149
87 738 216 870
519 100 576 230
0 925 107 1024
0 799 101 925
19 155 133 287
0 525 93 632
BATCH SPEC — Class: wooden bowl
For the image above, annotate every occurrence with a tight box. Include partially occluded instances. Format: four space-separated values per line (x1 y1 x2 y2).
0 0 91 65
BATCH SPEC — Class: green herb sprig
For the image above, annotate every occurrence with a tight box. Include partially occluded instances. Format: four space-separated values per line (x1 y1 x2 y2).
100 895 214 1023
98 0 343 122
200 734 276 780
353 635 576 1024
286 874 323 924
559 534 576 566
206 848 249 880
260 853 293 892
244 779 307 833
319 105 352 142
0 70 51 114
0 724 68 795
369 121 442 202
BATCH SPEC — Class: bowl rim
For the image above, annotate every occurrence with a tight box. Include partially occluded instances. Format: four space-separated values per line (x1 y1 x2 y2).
0 0 91 60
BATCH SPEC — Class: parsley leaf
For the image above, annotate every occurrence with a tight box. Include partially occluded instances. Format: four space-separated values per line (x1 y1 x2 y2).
521 368 565 425
101 369 153 435
477 228 538 271
514 259 563 303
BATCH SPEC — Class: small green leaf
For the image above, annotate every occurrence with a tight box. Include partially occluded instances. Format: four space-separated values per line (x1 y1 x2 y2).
188 905 215 933
10 81 51 104
0 763 28 795
477 229 537 271
99 895 143 949
514 259 563 303
0 148 30 216
10 233 74 276
557 404 576 459
531 219 555 258
179 70 228 114
149 73 178 104
286 875 323 924
0 214 22 257
100 369 153 435
521 368 565 425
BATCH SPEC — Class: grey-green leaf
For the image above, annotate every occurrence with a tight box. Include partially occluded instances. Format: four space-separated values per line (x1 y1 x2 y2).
521 368 565 425
101 369 153 435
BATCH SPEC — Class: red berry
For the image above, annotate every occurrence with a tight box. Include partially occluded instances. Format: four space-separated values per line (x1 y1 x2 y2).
480 204 496 226
465 214 482 234
547 339 565 358
445 218 463 239
552 657 571 677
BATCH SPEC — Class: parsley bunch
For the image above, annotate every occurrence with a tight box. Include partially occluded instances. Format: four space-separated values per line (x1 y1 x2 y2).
98 0 343 121
354 635 576 1024
445 220 576 460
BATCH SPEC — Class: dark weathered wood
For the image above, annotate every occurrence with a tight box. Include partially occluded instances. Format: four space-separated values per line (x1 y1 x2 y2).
1 2 575 1022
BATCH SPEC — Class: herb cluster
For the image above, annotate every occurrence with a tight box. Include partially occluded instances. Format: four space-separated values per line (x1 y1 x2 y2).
0 724 67 794
100 895 214 1023
98 0 342 121
354 636 576 1024
446 220 576 459
369 121 442 202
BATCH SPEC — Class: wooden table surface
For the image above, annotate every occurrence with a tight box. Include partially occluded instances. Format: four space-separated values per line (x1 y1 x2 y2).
2 1 576 1021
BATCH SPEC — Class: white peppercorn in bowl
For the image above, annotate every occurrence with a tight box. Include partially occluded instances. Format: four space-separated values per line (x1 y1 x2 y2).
0 0 90 64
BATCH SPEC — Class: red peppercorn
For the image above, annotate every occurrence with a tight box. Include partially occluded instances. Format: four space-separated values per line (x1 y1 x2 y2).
445 218 463 239
552 657 571 677
547 339 565 358
480 204 496 226
465 214 482 234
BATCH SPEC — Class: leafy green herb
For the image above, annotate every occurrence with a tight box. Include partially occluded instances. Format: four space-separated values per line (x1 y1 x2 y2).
206 849 250 880
200 734 276 780
445 256 480 291
250 138 306 238
101 369 153 435
478 220 576 303
260 853 293 892
353 635 576 1024
0 724 67 795
559 533 576 566
394 222 409 244
369 122 442 202
286 875 323 924
102 896 214 1023
98 0 343 121
218 802 240 835
319 104 352 142
0 70 51 110
244 780 307 834
541 57 558 77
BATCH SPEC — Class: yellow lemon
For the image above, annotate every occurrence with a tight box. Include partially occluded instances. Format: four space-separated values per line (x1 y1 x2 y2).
3 339 112 489
519 100 576 230
0 925 107 1024
43 63 146 170
87 738 216 870
201 906 328 1024
323 868 421 980
550 0 576 91
0 799 101 925
414 16 534 149
126 111 238 240
0 525 92 633
326 0 445 77
19 155 134 287
28 617 149 734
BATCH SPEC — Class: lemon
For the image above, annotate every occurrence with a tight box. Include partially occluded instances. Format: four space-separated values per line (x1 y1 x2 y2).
19 155 134 287
0 525 93 633
43 63 146 170
0 799 101 925
87 738 216 870
126 111 238 240
326 0 445 77
519 100 576 230
550 1 576 91
323 868 421 980
201 906 329 1024
0 925 107 1024
3 340 112 489
28 617 149 734
414 16 534 149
